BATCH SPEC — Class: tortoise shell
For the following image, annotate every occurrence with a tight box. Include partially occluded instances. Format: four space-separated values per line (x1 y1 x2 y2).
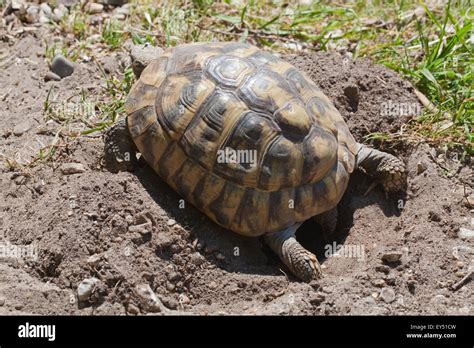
125 42 358 236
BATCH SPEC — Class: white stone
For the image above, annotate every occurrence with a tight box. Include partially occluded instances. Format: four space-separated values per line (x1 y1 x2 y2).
133 284 166 313
458 228 474 239
86 2 104 14
39 3 52 17
380 287 396 303
77 278 99 301
13 121 31 136
61 163 86 175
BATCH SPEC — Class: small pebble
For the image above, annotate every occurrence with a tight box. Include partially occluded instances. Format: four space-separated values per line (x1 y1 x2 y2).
163 298 178 310
61 163 86 175
10 0 26 11
380 287 396 303
86 254 101 266
178 294 190 305
189 252 205 266
165 281 175 292
128 221 152 235
112 12 126 20
112 4 129 19
464 195 474 209
39 14 50 24
13 121 32 136
126 303 140 314
77 277 99 301
455 261 465 268
125 214 133 225
25 5 40 23
57 0 77 7
44 71 61 81
0 297 5 306
133 213 150 226
52 4 68 21
416 161 427 174
371 279 386 288
167 272 180 282
360 296 376 305
166 219 176 227
381 251 403 263
51 54 74 78
385 274 396 286
85 2 104 14
133 284 165 313
39 3 52 17
458 227 474 239
430 294 447 305
428 211 441 222
375 265 390 274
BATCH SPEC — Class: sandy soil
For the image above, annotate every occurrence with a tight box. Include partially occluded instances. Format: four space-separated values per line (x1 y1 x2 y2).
0 25 472 315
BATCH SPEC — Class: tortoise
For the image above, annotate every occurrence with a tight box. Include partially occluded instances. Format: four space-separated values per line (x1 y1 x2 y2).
104 42 406 282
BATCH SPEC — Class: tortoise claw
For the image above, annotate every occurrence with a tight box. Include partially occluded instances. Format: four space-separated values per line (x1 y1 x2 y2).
376 158 407 196
357 145 407 196
264 224 322 282
103 118 138 173
282 240 322 282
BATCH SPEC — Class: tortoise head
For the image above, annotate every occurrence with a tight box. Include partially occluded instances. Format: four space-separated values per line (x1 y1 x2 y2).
130 43 164 79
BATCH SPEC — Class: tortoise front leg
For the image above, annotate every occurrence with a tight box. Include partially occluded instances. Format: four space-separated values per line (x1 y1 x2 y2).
104 118 138 173
356 144 407 193
264 223 322 282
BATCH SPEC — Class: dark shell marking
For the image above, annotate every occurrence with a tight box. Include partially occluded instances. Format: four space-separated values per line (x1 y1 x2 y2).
126 42 357 236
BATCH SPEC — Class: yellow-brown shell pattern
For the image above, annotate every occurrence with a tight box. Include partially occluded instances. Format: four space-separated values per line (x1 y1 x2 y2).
125 42 358 236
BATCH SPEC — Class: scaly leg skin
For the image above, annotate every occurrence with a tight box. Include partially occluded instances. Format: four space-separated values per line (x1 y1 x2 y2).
356 144 407 194
313 207 338 236
264 223 322 282
103 118 138 173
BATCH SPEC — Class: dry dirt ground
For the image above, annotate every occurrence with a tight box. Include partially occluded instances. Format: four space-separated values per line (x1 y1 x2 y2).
0 26 473 315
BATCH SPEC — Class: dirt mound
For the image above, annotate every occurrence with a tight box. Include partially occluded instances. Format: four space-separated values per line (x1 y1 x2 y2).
286 52 420 142
0 31 472 315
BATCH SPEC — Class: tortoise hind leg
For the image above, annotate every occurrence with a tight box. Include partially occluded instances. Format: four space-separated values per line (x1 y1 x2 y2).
313 207 338 236
356 144 407 193
104 118 138 173
264 223 322 282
